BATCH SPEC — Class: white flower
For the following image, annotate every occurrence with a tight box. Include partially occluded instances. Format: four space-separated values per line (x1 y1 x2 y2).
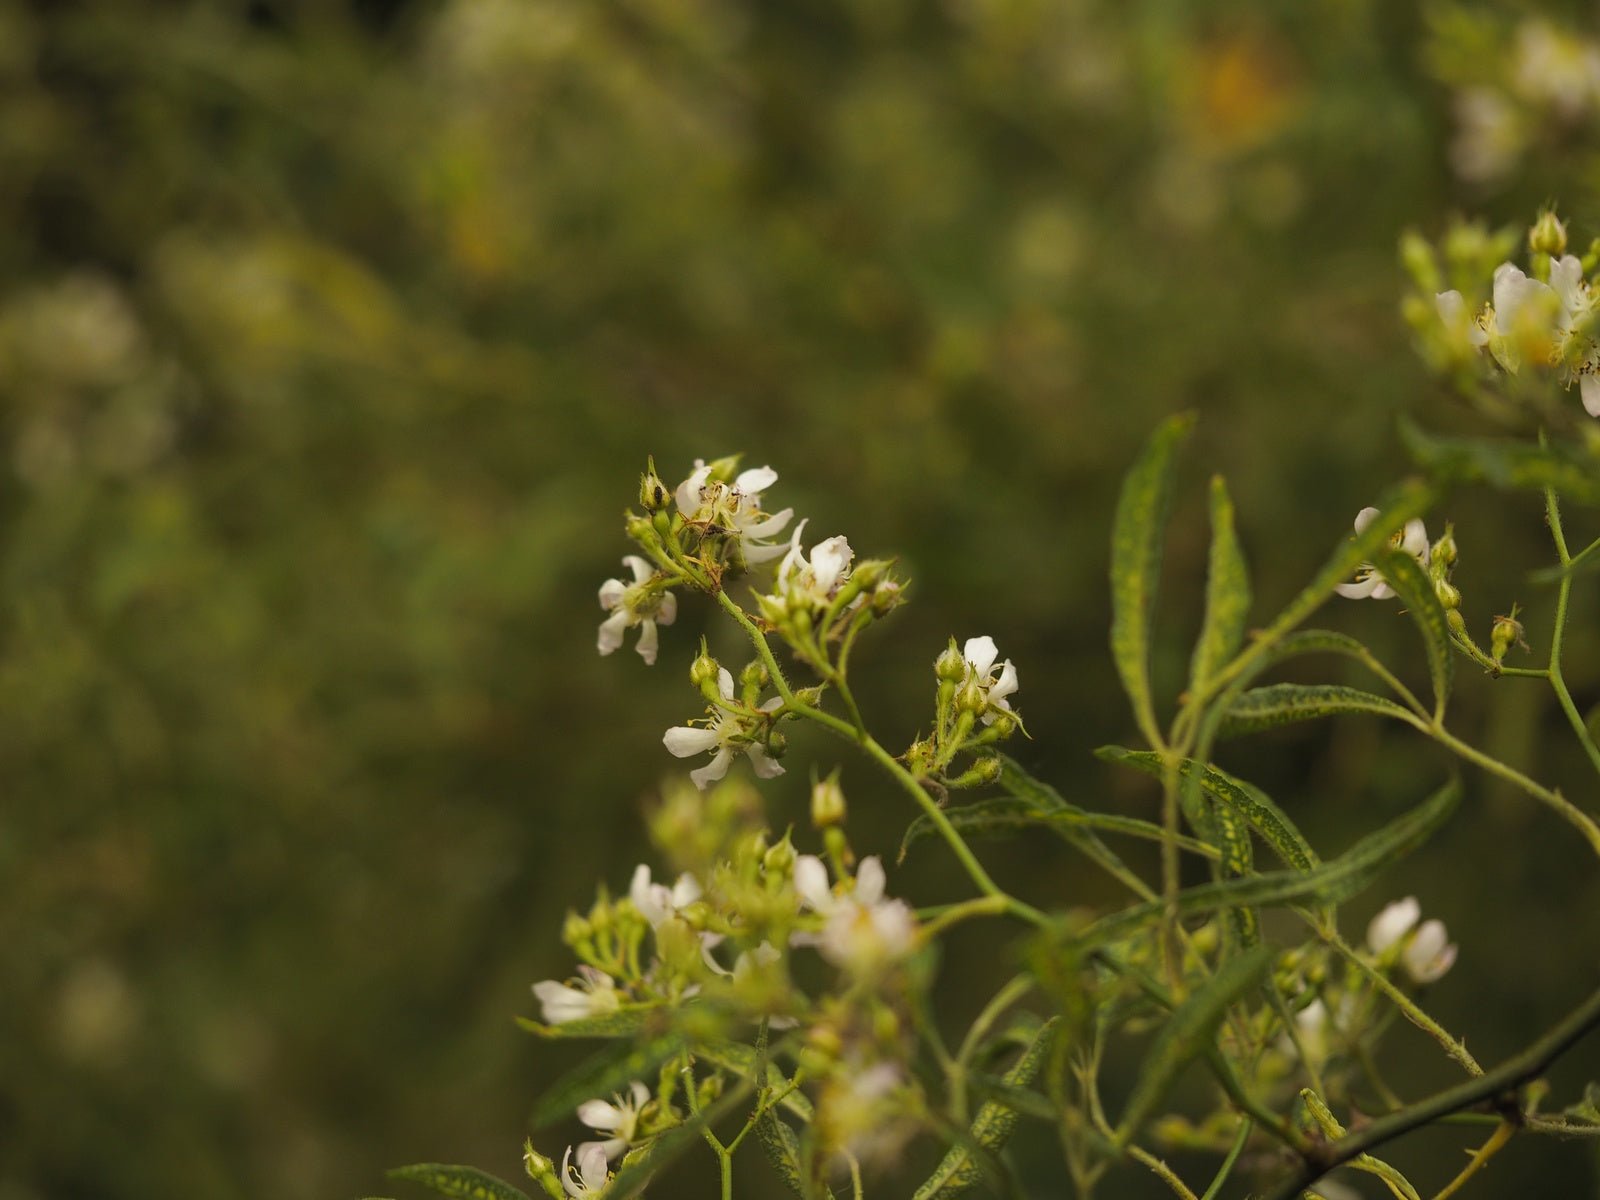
532 965 621 1024
768 519 855 608
560 1142 611 1197
577 1079 650 1162
1366 896 1457 984
962 635 1020 724
629 864 702 928
597 556 677 665
674 460 794 564
816 1059 914 1165
793 854 917 972
662 667 784 789
1512 21 1600 119
1449 88 1523 184
1335 508 1429 600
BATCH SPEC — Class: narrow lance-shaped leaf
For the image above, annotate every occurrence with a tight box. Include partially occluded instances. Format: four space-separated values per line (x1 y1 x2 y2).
1190 474 1251 692
386 1165 532 1200
530 1029 689 1127
914 1018 1062 1199
515 1006 657 1040
1401 419 1600 506
1111 412 1196 746
1374 546 1453 721
1220 683 1418 738
755 1108 836 1200
1085 777 1460 944
1114 945 1273 1146
1097 747 1320 873
900 795 1220 860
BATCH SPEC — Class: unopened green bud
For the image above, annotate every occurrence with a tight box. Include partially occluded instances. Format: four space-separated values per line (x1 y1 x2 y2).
850 559 889 590
1530 210 1568 258
955 677 986 715
870 578 905 615
1399 229 1441 293
1435 579 1461 611
705 454 742 483
793 686 825 707
811 773 847 828
934 640 966 683
1430 525 1458 571
1447 608 1467 638
563 910 592 946
626 514 656 544
524 1140 566 1200
983 710 1018 739
691 646 721 694
1491 611 1525 666
945 756 1003 789
763 834 796 876
764 730 787 759
640 457 670 511
740 660 770 693
696 1073 724 1108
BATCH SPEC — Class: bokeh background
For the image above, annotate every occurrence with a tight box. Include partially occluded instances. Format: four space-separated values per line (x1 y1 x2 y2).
3 0 1599 1197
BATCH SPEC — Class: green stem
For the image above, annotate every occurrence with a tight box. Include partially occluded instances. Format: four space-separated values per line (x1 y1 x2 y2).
1544 487 1600 779
715 590 1047 927
719 1147 732 1200
1198 1120 1251 1200
1262 978 1600 1200
1317 927 1482 1075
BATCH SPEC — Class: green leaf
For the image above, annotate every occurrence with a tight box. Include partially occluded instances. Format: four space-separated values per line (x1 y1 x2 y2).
1220 683 1417 737
914 1018 1061 1199
754 1108 811 1199
1087 778 1460 943
1114 946 1273 1146
900 795 1219 861
1096 748 1320 873
515 1006 658 1039
1374 547 1454 720
1111 413 1195 745
1190 475 1251 692
387 1165 532 1200
1401 420 1600 505
530 1028 688 1128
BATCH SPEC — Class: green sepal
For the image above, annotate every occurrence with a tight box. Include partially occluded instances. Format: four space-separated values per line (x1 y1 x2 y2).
1111 413 1196 745
386 1165 532 1200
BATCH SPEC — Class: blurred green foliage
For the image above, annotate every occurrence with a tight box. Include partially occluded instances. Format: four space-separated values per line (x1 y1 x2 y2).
1 0 1597 1197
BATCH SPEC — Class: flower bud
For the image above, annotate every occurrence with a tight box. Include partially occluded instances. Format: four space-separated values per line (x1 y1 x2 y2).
563 910 592 946
764 730 787 759
934 640 966 683
811 773 847 828
690 646 721 693
1447 608 1467 638
1430 525 1458 571
1490 611 1525 666
763 834 796 876
523 1140 565 1200
870 578 905 616
793 686 825 707
740 660 770 693
1530 210 1568 258
639 457 670 511
945 756 1003 790
1399 230 1441 293
1434 579 1461 611
955 677 987 716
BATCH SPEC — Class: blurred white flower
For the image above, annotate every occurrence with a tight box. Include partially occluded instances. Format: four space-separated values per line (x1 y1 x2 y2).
662 667 784 789
629 864 701 928
675 460 794 564
597 555 677 665
1366 895 1457 983
768 519 855 608
962 635 1020 724
1450 88 1523 183
793 854 917 972
1512 21 1600 119
560 1142 611 1197
577 1079 650 1161
1335 508 1429 600
1367 897 1422 955
532 965 620 1024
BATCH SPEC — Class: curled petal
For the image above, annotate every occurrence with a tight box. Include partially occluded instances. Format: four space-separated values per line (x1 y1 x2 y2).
1352 507 1381 534
598 578 627 611
1367 897 1421 954
1400 518 1430 559
578 1099 623 1132
1404 919 1457 983
675 464 712 515
1583 373 1600 417
742 507 794 541
745 742 785 779
989 660 1019 704
597 607 631 656
734 465 779 495
716 667 736 702
663 725 721 757
793 855 834 912
689 746 734 790
656 592 678 625
854 856 886 905
622 555 653 584
635 619 660 665
811 535 854 592
963 635 999 676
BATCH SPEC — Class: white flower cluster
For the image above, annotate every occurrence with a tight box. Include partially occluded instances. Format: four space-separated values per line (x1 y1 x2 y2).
675 460 794 564
1436 252 1600 418
1367 896 1458 984
662 666 785 790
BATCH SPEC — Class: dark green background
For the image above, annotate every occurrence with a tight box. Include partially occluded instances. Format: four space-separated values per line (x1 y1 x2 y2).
2 1 1597 1196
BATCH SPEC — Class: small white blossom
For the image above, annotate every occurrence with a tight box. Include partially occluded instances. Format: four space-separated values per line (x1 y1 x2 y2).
675 460 794 564
532 965 621 1025
1335 508 1429 600
962 635 1020 724
560 1142 611 1197
793 854 917 972
662 667 784 789
597 556 677 665
769 519 855 608
815 1059 914 1165
577 1079 650 1162
1366 895 1457 984
629 864 701 928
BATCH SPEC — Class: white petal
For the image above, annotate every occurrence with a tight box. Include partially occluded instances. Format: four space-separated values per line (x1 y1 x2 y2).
745 742 785 779
854 856 886 905
578 1100 623 1132
1435 290 1465 325
580 1137 626 1164
1404 919 1456 983
656 592 677 625
1550 254 1586 313
989 659 1019 703
623 555 653 584
534 981 589 1024
561 1147 581 1198
742 536 793 563
663 725 721 757
1583 374 1600 417
699 933 731 976
963 635 999 676
793 855 834 911
776 520 808 579
670 873 702 907
598 578 627 611
717 667 735 701
1335 576 1382 599
811 536 854 592
735 465 778 495
630 864 664 925
1400 519 1430 559
675 465 712 515
1370 580 1396 600
1352 506 1381 534
596 607 631 656
578 1142 611 1190
742 507 794 540
628 1080 650 1108
690 746 733 790
1366 897 1421 953
635 619 660 665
